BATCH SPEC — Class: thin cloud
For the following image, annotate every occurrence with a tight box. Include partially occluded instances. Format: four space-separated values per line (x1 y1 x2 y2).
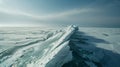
41 8 94 19
0 6 95 21
0 0 98 21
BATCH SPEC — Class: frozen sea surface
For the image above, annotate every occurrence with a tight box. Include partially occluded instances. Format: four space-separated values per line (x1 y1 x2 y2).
0 26 120 67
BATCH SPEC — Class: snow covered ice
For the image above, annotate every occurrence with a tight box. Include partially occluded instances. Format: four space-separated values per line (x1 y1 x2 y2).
0 26 120 67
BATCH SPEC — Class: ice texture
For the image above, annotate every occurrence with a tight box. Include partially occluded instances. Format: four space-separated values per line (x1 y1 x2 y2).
0 25 77 67
0 26 120 67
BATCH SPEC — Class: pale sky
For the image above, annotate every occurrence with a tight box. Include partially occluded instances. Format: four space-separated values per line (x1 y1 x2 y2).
0 0 120 27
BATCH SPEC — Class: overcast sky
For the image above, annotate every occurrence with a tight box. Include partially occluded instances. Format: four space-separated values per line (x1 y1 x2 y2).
0 0 120 27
